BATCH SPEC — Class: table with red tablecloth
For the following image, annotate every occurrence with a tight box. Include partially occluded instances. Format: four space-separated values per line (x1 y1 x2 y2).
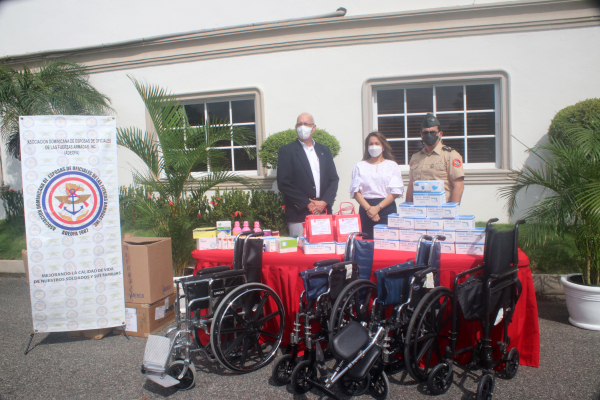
192 247 540 367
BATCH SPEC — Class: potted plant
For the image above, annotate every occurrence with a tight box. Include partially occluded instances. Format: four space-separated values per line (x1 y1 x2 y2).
499 109 600 330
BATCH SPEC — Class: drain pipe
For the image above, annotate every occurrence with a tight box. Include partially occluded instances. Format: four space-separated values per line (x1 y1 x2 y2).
0 7 347 63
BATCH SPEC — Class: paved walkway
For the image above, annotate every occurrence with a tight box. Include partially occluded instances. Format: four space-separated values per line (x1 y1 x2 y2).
0 274 598 400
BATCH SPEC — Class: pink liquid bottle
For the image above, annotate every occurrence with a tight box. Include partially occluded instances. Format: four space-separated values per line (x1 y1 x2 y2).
232 221 242 235
253 221 262 233
242 221 251 233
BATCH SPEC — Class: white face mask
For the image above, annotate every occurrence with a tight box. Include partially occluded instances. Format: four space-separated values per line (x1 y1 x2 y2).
296 125 312 140
368 145 383 157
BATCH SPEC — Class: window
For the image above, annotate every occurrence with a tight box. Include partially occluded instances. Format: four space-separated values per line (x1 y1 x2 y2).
374 82 499 167
183 98 257 172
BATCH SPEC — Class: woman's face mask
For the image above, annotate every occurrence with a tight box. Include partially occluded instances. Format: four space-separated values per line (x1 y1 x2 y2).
368 145 383 157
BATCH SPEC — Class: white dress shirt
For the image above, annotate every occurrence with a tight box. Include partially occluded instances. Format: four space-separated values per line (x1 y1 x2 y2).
299 139 321 198
349 159 404 199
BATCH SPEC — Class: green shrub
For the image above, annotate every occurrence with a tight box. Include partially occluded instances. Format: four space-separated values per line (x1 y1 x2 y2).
0 189 24 233
119 186 150 230
198 188 253 226
548 98 600 142
250 190 286 233
258 129 341 169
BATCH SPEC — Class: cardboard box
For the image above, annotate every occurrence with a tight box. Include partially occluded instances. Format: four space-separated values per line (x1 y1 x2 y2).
414 218 444 230
399 229 425 242
399 241 418 252
387 214 415 229
455 243 485 255
373 225 400 240
277 237 298 253
443 215 475 230
124 293 176 338
217 221 231 234
398 202 427 217
263 237 278 252
440 243 456 254
193 227 217 239
413 192 446 206
455 228 486 245
301 239 336 255
374 239 401 251
427 230 456 243
335 241 346 255
427 203 460 219
122 237 174 304
197 236 218 250
413 180 445 193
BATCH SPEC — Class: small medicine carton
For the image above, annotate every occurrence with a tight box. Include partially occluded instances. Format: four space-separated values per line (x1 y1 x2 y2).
263 237 278 252
399 241 418 252
373 225 400 241
413 180 445 193
277 237 298 253
197 236 217 250
455 228 486 245
443 215 476 230
413 192 446 207
427 230 456 243
399 229 424 242
301 239 336 255
440 243 456 254
427 203 460 219
193 227 217 239
455 243 485 255
216 221 231 235
398 202 427 217
387 214 415 229
374 239 401 251
335 241 346 255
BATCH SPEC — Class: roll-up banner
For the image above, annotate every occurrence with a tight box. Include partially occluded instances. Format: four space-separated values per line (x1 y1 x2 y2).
19 116 125 333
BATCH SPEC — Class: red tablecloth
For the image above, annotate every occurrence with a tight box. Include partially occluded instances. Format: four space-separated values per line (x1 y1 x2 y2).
192 247 540 367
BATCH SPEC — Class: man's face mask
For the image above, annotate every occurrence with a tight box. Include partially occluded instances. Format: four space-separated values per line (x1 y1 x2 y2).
421 131 440 146
296 125 312 140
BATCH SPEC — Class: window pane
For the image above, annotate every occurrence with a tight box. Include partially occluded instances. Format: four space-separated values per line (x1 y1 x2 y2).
233 125 256 146
466 84 494 110
437 114 464 137
231 100 255 123
440 138 465 159
234 148 257 171
207 101 230 123
406 87 433 113
185 127 205 149
436 86 463 112
467 112 495 136
407 115 423 138
389 140 405 165
184 104 205 126
210 149 232 171
207 126 231 147
467 138 495 163
407 140 424 161
377 89 404 115
378 117 404 139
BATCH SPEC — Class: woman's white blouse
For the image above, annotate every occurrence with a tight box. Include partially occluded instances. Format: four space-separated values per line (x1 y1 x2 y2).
349 160 404 199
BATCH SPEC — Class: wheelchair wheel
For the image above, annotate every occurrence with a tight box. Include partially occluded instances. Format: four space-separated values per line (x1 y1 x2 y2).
338 374 370 396
476 373 494 400
329 279 377 341
210 283 285 372
290 360 318 394
427 362 453 395
271 354 294 385
166 360 196 391
503 348 519 379
368 370 389 400
404 286 455 382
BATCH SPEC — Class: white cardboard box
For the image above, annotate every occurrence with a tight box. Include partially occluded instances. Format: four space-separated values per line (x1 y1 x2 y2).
413 192 446 206
263 237 278 252
277 237 298 253
398 202 427 217
373 225 400 241
413 180 445 193
455 243 485 255
399 241 418 252
197 237 217 250
440 243 456 254
427 230 456 243
301 239 336 255
399 229 425 242
374 240 401 251
387 214 415 229
335 242 346 255
414 218 444 230
426 203 460 218
443 215 476 230
455 228 486 245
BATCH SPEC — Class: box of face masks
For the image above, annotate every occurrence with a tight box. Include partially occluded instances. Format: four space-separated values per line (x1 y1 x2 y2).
399 229 425 242
427 230 456 243
440 243 456 254
399 241 418 252
414 218 444 230
197 237 217 250
413 180 445 193
277 237 298 253
374 240 401 251
443 215 475 230
398 202 427 217
413 192 446 207
335 242 346 255
373 225 400 241
387 214 415 229
301 239 336 255
427 203 460 219
455 243 485 255
455 228 486 245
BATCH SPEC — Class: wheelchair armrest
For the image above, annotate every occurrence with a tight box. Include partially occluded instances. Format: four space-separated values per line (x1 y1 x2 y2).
195 265 231 276
185 269 245 284
313 258 341 267
414 266 436 280
330 261 356 271
382 265 428 277
453 264 484 289
489 267 519 281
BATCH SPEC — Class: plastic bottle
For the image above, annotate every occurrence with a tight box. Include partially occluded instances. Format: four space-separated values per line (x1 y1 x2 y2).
253 221 262 233
232 221 242 235
242 221 251 233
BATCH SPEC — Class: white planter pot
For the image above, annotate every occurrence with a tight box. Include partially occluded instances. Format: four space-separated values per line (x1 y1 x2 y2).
560 273 600 331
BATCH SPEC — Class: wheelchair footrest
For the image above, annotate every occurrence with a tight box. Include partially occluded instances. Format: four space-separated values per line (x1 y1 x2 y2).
142 335 172 373
144 370 180 388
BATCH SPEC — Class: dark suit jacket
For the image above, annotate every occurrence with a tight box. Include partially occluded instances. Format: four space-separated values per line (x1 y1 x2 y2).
277 140 339 223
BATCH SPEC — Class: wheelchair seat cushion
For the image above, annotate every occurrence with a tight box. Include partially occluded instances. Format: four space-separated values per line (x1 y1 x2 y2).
374 261 414 306
352 239 375 281
332 321 370 362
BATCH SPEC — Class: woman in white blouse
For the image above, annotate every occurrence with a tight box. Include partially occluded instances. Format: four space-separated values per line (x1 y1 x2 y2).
350 132 404 238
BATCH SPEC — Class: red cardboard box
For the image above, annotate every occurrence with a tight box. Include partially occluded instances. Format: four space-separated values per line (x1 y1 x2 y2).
333 214 362 243
305 214 334 243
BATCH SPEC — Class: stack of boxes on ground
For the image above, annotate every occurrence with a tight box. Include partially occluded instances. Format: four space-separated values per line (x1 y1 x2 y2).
376 180 485 255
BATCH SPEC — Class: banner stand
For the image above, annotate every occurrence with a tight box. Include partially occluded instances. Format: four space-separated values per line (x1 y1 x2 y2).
24 324 130 355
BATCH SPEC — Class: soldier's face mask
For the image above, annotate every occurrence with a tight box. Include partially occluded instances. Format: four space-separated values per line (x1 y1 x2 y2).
421 130 440 146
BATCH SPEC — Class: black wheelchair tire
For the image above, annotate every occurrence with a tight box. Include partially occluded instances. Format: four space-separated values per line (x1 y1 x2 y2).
369 370 389 400
290 360 318 394
476 373 494 400
328 279 377 342
166 360 196 391
271 354 294 385
503 348 519 379
427 362 453 395
338 373 370 396
210 283 285 373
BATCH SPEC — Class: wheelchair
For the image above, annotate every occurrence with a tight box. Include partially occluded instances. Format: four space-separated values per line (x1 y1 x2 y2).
418 219 525 399
140 232 285 391
271 232 374 386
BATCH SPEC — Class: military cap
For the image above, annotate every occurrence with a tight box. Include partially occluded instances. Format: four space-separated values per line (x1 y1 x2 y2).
421 113 440 128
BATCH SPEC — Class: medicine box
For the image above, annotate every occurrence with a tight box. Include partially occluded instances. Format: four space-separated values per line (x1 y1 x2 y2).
443 215 476 230
398 202 427 217
197 236 217 250
373 225 400 241
455 228 486 245
440 243 456 254
399 241 418 252
301 239 336 255
455 243 485 255
263 237 278 252
413 180 445 193
427 230 456 243
427 203 459 219
335 242 346 255
277 237 298 253
216 221 231 234
414 218 444 230
399 229 425 242
374 240 401 251
193 227 217 239
387 214 415 229
413 192 446 207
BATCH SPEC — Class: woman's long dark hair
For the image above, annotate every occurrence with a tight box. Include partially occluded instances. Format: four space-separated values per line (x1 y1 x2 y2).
362 131 394 161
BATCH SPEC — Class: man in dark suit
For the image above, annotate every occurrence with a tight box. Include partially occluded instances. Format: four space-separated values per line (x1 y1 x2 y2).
277 113 339 237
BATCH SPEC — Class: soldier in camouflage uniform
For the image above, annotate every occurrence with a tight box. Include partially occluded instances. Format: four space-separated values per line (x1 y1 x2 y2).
405 113 465 203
